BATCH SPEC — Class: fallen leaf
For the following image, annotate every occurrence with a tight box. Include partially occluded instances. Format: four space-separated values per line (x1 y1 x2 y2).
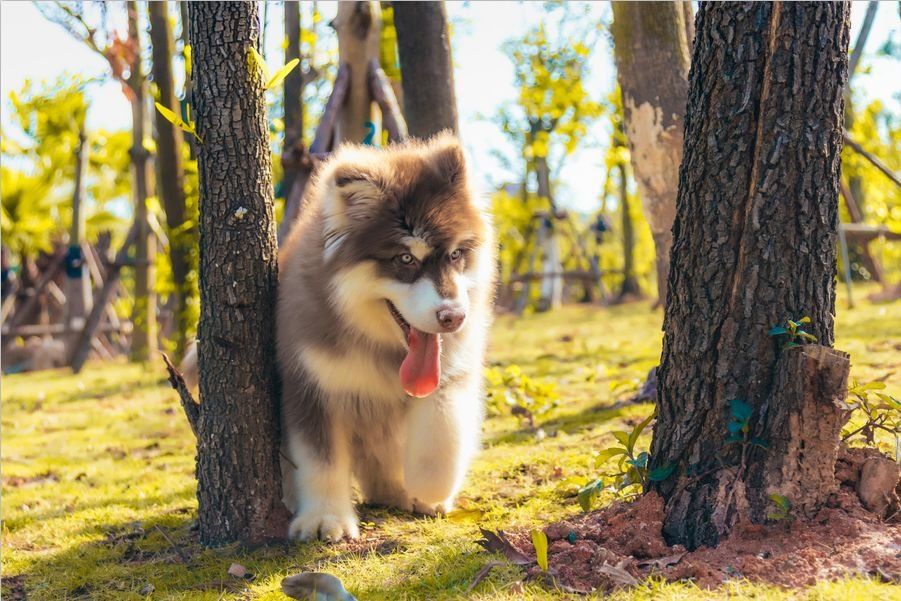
636 551 687 571
532 529 549 571
446 507 484 522
596 561 638 588
466 561 503 593
476 528 533 565
281 572 357 600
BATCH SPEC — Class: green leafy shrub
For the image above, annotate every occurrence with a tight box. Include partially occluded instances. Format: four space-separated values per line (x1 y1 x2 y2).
841 380 900 458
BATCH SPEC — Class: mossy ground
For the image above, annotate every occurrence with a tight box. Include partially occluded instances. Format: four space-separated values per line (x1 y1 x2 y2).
3 287 899 600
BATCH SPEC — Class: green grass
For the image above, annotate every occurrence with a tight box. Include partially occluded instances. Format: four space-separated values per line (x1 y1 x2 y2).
3 288 900 600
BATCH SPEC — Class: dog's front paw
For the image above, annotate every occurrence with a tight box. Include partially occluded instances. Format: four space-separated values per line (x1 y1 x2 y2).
288 508 359 542
412 498 452 517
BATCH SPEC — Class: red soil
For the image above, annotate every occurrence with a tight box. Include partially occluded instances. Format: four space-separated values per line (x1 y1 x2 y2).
512 449 900 592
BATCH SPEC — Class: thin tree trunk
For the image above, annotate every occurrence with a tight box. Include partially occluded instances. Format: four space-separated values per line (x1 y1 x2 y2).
179 1 196 159
393 1 459 138
534 155 562 311
616 160 642 300
65 127 92 353
648 1 851 550
188 0 290 546
149 0 192 360
611 1 690 306
127 0 157 362
282 0 303 199
335 1 381 144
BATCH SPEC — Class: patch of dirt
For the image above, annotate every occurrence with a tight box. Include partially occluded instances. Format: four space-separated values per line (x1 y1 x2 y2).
509 448 901 592
1 574 27 601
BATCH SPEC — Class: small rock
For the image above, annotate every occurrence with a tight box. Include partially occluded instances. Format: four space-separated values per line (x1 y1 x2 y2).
858 457 900 517
139 582 154 595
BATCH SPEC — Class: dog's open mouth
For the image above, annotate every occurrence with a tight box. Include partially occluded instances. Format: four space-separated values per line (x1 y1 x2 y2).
386 301 441 399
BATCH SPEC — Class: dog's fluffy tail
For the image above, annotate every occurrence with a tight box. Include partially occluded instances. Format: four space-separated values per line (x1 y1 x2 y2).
180 342 199 390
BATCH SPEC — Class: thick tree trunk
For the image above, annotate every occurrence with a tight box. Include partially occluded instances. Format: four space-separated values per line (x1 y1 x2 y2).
611 1 690 306
393 1 459 138
127 0 157 363
335 1 381 144
648 2 851 550
149 0 192 361
188 0 290 546
616 160 642 300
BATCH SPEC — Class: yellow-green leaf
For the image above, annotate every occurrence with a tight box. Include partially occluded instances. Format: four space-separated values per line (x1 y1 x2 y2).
531 529 548 571
266 58 300 90
184 45 192 77
155 102 185 128
248 46 270 81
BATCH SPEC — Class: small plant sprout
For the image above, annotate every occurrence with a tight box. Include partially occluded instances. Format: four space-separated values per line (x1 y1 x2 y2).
725 398 768 449
578 410 676 510
248 46 300 91
531 529 549 572
841 380 900 457
154 102 202 143
767 493 793 521
768 316 817 348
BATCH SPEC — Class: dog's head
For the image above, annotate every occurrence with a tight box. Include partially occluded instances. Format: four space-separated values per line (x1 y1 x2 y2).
314 134 493 397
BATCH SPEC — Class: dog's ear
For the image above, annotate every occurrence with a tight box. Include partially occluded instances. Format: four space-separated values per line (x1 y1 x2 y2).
333 164 385 209
427 134 466 187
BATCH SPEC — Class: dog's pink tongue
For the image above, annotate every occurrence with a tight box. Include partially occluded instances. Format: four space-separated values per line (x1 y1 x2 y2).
400 328 440 398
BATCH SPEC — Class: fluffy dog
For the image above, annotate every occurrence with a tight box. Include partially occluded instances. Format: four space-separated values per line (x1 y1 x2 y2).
277 134 495 541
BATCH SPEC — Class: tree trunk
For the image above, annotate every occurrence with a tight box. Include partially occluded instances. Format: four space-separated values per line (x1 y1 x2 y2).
616 160 642 300
394 1 459 138
65 127 92 353
127 0 158 363
648 1 851 550
179 1 196 159
611 1 690 306
149 0 192 361
282 0 303 199
335 1 381 144
188 0 290 547
534 155 562 312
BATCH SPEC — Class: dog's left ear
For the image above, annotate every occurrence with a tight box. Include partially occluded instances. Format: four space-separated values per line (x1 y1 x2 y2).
428 134 466 186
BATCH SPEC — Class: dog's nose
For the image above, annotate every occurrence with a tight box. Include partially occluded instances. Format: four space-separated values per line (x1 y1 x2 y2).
436 306 466 332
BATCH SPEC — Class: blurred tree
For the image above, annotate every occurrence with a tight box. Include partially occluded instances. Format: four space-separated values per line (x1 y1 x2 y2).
611 1 691 306
335 1 381 144
496 5 604 310
149 0 194 361
394 1 458 138
188 0 289 546
282 0 304 199
649 2 850 550
37 0 158 361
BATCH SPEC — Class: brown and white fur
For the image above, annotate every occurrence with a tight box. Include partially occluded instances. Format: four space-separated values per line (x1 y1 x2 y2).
276 134 495 541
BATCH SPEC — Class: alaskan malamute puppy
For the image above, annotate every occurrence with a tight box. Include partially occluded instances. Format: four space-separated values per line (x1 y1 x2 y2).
277 134 495 541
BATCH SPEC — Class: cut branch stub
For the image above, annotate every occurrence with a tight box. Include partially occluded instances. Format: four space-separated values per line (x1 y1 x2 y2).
747 344 851 521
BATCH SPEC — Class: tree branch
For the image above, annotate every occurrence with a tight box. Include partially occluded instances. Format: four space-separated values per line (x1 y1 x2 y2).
162 352 200 438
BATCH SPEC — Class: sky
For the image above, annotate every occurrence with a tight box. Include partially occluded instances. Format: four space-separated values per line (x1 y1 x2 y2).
2 1 899 214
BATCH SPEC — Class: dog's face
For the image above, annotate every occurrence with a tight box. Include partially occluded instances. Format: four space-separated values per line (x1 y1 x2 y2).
318 135 492 396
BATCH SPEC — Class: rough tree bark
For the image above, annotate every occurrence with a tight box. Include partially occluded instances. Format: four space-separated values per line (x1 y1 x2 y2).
611 1 691 306
126 0 157 362
648 2 851 550
149 0 191 360
188 0 290 546
393 1 459 138
334 1 381 144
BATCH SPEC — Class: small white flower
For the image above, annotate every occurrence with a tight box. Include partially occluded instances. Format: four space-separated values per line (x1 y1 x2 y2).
234 206 248 220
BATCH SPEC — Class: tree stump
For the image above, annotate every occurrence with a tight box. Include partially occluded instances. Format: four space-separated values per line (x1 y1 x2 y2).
746 345 850 521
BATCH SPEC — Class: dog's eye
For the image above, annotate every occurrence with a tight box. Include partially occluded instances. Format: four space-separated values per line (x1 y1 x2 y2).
397 253 415 265
449 249 463 262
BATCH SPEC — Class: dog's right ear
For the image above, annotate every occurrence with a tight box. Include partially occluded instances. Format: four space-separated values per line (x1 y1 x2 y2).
321 161 385 261
332 164 385 214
